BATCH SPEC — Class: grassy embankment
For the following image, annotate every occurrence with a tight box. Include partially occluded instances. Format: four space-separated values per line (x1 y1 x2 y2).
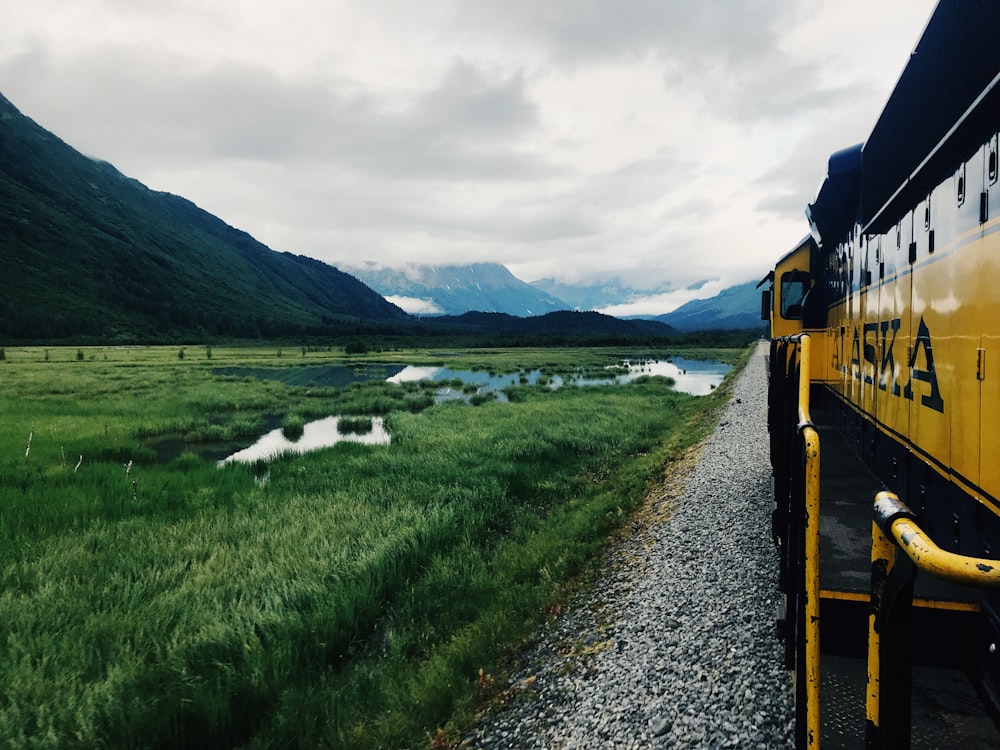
0 344 750 749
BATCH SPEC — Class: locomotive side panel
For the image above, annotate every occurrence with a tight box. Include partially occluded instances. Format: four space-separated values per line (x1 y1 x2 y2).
768 4 1000 745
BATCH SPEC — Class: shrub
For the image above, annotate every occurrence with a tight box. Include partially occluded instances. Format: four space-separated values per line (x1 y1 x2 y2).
337 416 373 434
282 414 306 440
345 341 368 354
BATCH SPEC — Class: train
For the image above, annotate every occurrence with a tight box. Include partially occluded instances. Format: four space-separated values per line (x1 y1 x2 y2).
761 2 1000 747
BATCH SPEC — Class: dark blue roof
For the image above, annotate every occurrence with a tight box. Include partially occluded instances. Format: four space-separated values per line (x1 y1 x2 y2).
806 144 862 246
862 0 1000 231
807 0 1000 244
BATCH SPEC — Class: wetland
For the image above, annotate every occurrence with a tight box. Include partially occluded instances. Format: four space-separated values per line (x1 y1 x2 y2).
0 343 749 750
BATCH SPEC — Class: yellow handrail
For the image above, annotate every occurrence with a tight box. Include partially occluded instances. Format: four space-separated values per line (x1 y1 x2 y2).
797 335 822 748
774 333 823 747
874 492 1000 588
867 491 1000 742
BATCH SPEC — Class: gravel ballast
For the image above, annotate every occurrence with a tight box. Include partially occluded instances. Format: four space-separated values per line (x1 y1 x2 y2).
464 342 795 749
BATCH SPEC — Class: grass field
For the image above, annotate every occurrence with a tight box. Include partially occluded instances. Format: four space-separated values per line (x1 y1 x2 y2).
0 344 749 749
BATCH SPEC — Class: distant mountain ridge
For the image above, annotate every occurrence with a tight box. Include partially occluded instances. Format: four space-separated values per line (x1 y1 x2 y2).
346 262 567 317
528 277 680 312
0 91 409 341
655 280 765 332
350 254 766 332
425 310 678 338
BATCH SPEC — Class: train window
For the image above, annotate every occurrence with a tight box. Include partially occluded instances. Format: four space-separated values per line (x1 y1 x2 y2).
780 270 809 319
896 223 901 249
956 163 966 206
924 198 931 230
990 134 998 185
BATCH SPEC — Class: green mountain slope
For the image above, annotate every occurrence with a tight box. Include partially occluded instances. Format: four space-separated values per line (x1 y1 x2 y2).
0 91 409 341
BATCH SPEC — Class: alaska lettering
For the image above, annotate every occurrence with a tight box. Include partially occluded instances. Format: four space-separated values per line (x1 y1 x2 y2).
846 315 943 413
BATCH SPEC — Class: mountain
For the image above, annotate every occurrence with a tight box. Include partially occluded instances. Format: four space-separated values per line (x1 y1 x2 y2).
529 276 722 313
527 277 667 312
345 262 568 317
0 91 410 341
655 280 765 332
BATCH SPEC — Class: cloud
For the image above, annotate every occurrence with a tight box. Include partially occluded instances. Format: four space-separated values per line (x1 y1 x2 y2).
598 279 730 317
385 296 443 315
0 0 943 304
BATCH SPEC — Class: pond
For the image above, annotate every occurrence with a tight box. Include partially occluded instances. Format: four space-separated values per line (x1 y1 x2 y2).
213 363 407 388
184 356 732 467
218 416 390 466
214 356 730 398
574 357 732 396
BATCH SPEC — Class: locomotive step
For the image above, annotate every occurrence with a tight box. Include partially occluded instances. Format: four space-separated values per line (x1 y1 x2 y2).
821 654 1000 750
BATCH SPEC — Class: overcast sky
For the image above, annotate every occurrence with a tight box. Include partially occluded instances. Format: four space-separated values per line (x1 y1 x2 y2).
2 0 938 314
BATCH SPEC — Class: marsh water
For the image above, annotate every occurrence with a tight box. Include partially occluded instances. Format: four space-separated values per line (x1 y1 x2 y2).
214 356 729 398
191 357 731 465
219 416 390 466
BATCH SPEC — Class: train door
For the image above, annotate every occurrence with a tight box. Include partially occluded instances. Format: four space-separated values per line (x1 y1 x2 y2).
947 146 989 526
893 219 912 464
844 232 861 409
907 187 954 529
873 227 909 494
850 231 879 463
860 234 879 420
981 134 1000 509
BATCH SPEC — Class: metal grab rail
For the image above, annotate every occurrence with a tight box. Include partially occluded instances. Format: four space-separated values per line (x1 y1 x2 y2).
867 491 1000 749
874 492 1000 587
772 334 822 748
797 340 821 750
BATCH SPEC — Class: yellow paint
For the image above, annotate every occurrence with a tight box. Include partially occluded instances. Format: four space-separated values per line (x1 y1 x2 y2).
828 213 1000 513
818 588 980 612
803 422 822 748
796 335 823 748
888 516 1000 588
867 522 896 738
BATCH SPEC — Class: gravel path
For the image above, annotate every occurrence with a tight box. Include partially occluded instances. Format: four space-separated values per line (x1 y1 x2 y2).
463 342 794 749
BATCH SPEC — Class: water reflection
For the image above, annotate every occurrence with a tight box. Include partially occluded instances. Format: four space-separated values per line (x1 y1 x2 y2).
213 364 406 388
218 416 390 465
387 366 557 403
386 357 729 398
213 357 729 398
186 357 731 468
574 357 731 396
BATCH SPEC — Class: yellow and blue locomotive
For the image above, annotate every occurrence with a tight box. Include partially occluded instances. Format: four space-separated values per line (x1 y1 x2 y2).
764 1 1000 747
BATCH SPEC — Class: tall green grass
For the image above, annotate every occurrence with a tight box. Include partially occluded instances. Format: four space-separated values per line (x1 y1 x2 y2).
0 345 747 749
